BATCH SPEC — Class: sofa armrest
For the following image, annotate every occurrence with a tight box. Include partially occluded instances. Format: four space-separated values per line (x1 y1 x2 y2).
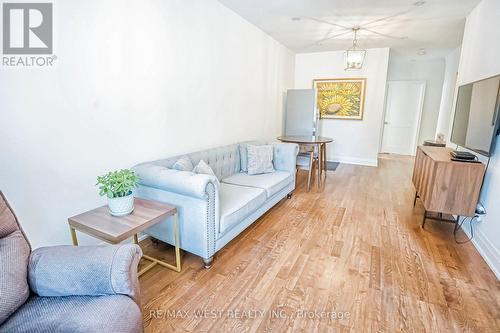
133 164 218 199
273 143 299 174
28 244 142 304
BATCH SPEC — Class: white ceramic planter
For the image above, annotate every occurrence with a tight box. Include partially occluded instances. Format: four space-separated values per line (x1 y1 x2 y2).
108 193 134 216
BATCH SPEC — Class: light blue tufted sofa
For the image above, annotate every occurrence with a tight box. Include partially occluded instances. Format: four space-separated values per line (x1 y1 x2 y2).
132 141 299 267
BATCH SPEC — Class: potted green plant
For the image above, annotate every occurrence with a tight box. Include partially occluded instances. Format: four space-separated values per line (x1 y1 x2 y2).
96 169 140 216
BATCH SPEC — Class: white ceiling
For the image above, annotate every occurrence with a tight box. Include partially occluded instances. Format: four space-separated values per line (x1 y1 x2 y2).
218 0 481 60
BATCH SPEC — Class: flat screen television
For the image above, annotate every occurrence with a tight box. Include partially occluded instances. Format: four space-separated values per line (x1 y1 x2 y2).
450 74 500 156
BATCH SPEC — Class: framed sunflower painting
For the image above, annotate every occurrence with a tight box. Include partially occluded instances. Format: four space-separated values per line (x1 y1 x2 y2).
313 78 366 120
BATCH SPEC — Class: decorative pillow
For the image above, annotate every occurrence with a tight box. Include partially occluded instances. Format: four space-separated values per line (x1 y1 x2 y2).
247 145 275 175
193 160 219 185
172 156 194 172
0 230 30 325
239 141 264 172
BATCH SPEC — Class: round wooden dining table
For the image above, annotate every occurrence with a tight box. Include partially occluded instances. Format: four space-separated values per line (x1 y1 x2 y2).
277 135 334 187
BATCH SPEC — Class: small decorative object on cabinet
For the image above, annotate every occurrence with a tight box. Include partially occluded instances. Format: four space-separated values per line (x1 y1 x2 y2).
96 169 139 216
412 145 486 229
423 139 446 147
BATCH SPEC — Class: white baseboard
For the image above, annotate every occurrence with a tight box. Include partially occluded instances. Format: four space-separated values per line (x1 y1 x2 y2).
328 156 378 167
462 222 500 280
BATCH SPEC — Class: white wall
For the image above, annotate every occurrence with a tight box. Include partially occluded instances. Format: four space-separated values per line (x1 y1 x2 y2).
294 48 390 166
0 0 295 248
387 58 446 145
435 47 461 141
454 0 500 278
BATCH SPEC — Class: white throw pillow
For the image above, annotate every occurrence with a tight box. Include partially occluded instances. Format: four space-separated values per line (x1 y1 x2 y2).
193 160 219 185
172 156 194 171
247 145 275 175
239 141 264 172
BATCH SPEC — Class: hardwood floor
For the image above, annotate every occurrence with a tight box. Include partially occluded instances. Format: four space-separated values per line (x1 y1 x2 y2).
138 154 500 332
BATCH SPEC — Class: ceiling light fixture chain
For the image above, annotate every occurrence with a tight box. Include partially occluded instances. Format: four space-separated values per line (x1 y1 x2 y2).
352 27 360 47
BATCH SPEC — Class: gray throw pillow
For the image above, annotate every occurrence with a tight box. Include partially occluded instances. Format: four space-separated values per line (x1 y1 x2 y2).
239 141 264 172
0 230 30 325
193 160 219 185
172 156 194 171
247 145 275 175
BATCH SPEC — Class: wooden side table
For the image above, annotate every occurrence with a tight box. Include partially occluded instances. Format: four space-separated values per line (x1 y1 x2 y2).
68 198 181 275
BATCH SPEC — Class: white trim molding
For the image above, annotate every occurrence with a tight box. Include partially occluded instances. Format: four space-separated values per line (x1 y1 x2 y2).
328 156 378 167
463 223 500 280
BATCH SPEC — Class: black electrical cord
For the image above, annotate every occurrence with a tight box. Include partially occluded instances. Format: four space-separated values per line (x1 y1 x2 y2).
454 215 476 244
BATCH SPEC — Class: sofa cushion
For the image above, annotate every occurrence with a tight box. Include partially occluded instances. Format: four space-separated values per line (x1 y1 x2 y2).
0 294 142 333
247 145 275 175
0 230 30 325
219 183 266 234
172 156 194 171
193 160 220 186
239 141 264 172
222 171 293 198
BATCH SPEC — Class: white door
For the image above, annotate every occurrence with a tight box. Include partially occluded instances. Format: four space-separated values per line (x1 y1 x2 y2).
381 81 426 155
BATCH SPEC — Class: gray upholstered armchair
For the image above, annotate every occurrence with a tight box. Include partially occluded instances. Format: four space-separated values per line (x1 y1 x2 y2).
0 192 143 333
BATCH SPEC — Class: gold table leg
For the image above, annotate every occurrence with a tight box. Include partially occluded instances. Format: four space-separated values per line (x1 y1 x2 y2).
70 226 78 245
322 143 327 178
137 212 181 276
69 213 182 277
173 213 181 272
317 143 322 188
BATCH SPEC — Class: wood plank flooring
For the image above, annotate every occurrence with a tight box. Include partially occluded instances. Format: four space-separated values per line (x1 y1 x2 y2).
138 154 500 332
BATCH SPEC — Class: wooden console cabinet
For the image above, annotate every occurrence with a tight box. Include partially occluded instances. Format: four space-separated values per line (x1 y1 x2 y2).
412 145 485 218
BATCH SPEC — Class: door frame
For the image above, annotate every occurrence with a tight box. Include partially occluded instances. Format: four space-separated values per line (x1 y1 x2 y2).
381 80 426 156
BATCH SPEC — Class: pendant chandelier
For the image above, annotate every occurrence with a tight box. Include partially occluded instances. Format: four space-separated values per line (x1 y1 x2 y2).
344 28 366 70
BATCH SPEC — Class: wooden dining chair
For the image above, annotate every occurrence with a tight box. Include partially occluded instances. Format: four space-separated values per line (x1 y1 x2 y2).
296 145 318 192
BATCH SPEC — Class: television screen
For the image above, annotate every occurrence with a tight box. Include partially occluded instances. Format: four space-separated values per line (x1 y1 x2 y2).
450 75 500 156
